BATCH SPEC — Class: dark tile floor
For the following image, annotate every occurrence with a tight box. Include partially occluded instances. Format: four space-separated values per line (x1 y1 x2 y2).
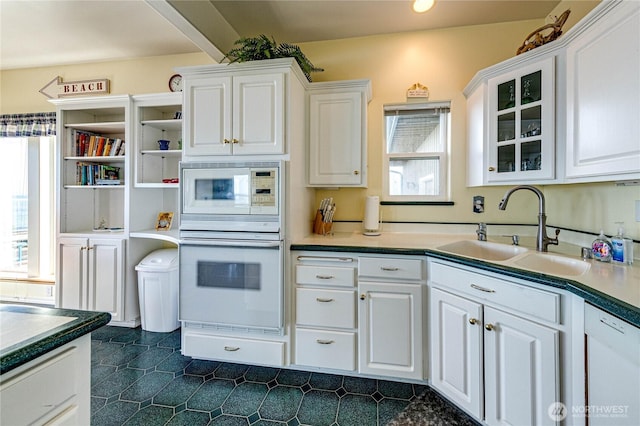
90 326 478 426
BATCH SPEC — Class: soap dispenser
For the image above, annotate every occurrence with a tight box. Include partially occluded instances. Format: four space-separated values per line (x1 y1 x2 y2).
592 230 612 262
611 224 625 263
611 222 634 264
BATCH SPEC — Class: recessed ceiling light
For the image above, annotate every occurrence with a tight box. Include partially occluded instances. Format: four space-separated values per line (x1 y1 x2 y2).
413 0 435 13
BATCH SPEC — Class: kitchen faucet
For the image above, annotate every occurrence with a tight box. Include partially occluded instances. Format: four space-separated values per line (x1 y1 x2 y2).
498 185 560 252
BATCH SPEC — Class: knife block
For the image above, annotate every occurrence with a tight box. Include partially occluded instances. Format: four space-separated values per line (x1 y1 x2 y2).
313 210 333 235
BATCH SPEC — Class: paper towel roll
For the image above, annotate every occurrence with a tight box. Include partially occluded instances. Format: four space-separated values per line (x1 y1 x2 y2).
363 196 380 235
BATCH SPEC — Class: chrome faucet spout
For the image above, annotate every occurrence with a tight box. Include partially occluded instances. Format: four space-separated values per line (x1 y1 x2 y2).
498 185 559 252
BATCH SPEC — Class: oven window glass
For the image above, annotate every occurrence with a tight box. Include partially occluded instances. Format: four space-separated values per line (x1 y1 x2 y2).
194 175 249 202
197 261 260 290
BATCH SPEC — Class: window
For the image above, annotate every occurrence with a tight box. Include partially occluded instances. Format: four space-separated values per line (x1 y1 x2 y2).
0 136 55 282
383 102 451 202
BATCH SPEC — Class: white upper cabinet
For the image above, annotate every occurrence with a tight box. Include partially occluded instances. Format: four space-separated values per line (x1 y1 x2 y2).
465 0 639 186
564 0 640 181
179 59 307 160
307 80 372 187
487 57 555 184
465 53 557 187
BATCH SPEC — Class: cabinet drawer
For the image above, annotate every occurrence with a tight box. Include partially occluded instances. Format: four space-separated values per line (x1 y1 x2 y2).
295 328 356 371
296 288 355 329
296 265 356 287
1 345 78 426
359 257 425 281
430 262 560 324
183 332 285 366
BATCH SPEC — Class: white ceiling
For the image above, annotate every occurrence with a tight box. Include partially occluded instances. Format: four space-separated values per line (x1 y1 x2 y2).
0 0 563 71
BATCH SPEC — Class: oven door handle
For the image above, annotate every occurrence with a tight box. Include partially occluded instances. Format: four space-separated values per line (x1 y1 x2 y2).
181 239 282 249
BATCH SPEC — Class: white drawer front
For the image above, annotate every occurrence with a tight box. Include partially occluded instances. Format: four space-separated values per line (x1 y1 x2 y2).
183 332 285 366
359 257 425 281
430 262 560 324
295 328 356 371
1 346 78 426
296 265 356 287
296 288 355 329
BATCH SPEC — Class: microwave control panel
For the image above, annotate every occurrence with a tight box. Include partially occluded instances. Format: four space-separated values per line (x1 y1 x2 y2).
251 169 277 208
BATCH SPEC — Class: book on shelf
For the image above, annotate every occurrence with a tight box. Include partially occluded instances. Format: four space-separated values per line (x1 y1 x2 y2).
75 162 121 186
72 130 125 157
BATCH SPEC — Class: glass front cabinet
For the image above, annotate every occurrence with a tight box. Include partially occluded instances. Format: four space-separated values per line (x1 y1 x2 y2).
486 57 555 183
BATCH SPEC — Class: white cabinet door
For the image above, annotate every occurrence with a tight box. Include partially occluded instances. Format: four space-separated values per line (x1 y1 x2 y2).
564 1 640 181
183 73 285 157
308 89 366 186
87 238 123 321
483 306 559 426
183 75 232 156
487 57 555 184
57 237 123 322
430 287 483 419
232 73 284 155
358 281 423 379
57 237 88 311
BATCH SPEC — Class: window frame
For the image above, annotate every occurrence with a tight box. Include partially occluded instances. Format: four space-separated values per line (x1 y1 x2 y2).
0 136 55 282
382 101 451 202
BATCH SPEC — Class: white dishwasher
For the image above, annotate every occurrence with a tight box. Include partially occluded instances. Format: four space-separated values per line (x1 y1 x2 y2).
584 303 640 426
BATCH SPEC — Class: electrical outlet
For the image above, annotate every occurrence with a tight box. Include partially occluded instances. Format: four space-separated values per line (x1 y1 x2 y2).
473 196 484 213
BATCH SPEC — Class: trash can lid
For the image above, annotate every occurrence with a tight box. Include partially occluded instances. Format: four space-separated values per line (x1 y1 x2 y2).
135 248 178 271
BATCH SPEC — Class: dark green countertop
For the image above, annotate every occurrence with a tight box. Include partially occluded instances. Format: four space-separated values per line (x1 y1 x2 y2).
0 304 111 375
291 242 640 328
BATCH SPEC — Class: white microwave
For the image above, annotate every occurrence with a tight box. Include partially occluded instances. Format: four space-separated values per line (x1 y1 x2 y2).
181 162 280 217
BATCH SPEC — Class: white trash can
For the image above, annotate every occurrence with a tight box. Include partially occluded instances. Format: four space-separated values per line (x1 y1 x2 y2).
135 248 179 332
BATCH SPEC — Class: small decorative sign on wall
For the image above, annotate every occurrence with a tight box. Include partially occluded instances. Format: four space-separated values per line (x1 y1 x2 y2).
39 76 110 99
406 82 429 99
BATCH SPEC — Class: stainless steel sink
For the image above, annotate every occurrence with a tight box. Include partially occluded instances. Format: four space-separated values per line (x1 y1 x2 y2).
514 252 591 276
437 240 528 261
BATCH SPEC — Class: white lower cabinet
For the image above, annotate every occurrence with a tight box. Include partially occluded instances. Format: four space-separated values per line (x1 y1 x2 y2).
358 281 424 380
358 256 426 380
293 253 358 372
57 237 124 323
292 252 426 381
182 330 285 366
429 260 560 425
0 334 91 426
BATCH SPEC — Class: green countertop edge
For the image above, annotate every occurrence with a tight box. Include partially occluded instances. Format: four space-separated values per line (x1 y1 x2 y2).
291 244 640 328
0 304 111 375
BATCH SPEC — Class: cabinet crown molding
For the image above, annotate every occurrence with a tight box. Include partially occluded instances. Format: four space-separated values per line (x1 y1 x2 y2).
463 0 622 97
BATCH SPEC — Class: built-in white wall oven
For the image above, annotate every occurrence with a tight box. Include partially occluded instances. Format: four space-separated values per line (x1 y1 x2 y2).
179 161 285 333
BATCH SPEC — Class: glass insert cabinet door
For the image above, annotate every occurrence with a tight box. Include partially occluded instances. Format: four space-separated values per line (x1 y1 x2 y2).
488 57 555 183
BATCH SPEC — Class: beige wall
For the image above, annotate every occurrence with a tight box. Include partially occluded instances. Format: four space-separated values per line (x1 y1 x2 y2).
298 0 639 240
1 0 637 239
0 52 214 114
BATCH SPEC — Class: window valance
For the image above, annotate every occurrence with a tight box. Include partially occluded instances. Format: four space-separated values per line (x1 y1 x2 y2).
0 112 56 136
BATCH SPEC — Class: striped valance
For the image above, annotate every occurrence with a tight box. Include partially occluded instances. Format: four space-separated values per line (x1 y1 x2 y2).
0 112 56 136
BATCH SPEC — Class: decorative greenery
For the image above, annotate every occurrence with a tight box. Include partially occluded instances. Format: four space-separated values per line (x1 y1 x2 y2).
223 35 324 82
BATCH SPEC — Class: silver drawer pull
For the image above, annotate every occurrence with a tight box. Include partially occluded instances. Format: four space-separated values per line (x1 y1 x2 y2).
316 339 335 345
297 256 354 263
224 346 240 352
470 283 496 293
380 266 399 271
316 298 334 303
316 275 335 280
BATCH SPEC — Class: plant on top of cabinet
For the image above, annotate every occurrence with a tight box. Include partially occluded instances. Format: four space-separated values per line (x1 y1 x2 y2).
223 34 324 82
